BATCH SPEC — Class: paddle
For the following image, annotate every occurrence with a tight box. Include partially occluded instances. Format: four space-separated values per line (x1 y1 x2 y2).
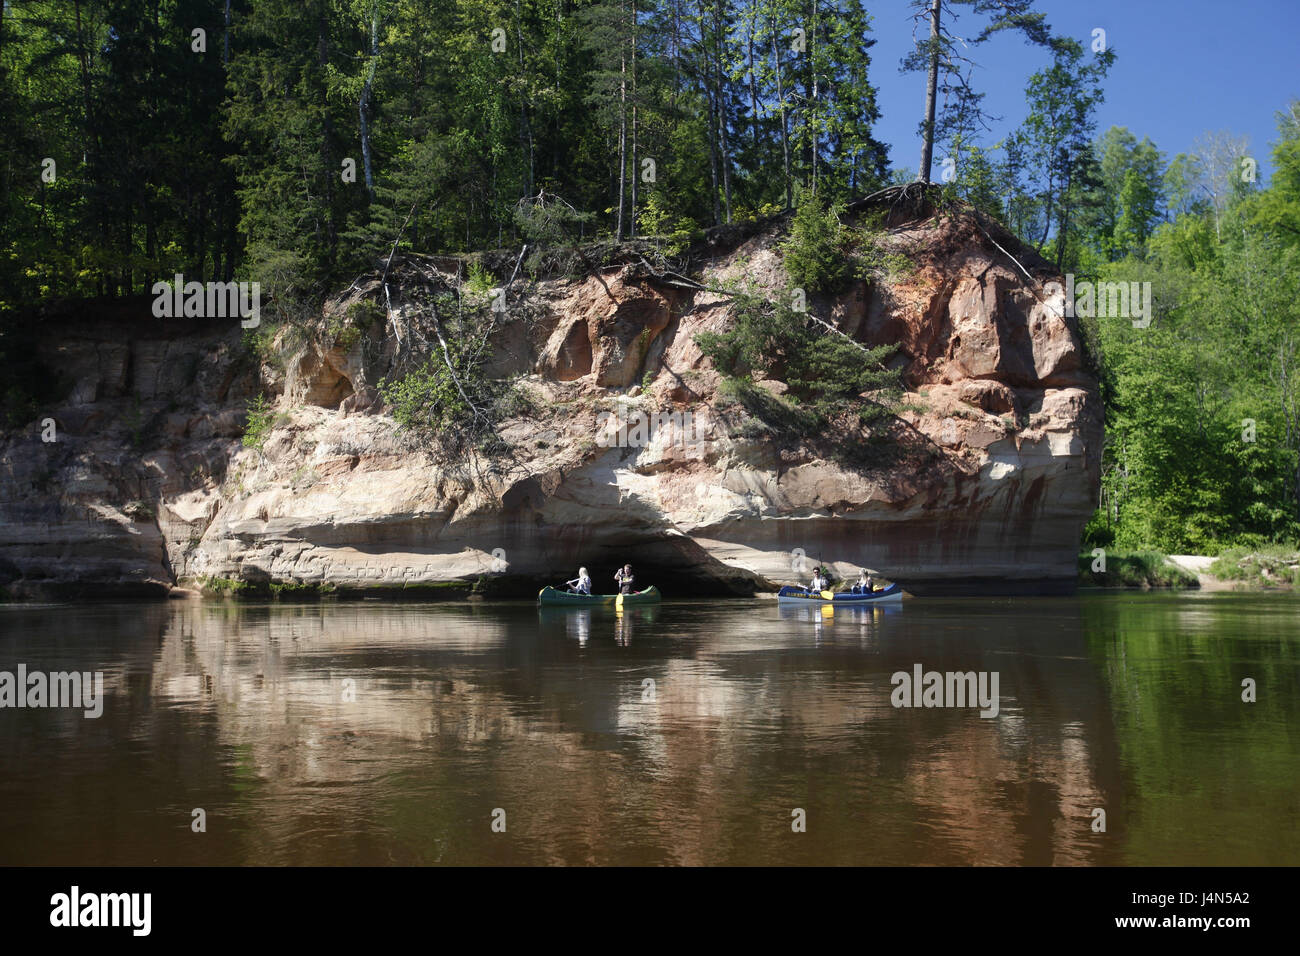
553 581 593 597
820 590 834 600
560 571 601 593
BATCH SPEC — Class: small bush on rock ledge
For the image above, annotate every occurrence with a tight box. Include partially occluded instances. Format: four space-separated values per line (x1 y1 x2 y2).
379 350 527 458
780 191 852 295
242 394 288 450
695 291 902 444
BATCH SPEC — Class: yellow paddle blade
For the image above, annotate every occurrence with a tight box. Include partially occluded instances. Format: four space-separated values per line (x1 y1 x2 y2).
616 594 624 610
820 590 834 601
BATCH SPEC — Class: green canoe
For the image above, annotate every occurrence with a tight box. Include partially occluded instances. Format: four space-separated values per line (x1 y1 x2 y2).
537 585 661 607
615 586 661 608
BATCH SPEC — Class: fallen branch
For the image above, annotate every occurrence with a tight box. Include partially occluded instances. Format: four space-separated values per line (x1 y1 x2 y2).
971 209 1037 287
574 245 620 303
634 254 711 292
967 207 1075 324
801 311 879 356
382 202 420 351
505 243 528 291
424 299 493 429
632 254 874 358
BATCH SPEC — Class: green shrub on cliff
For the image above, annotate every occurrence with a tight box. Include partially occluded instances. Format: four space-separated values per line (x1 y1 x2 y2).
856 238 916 285
379 323 527 456
695 291 901 440
198 577 253 597
465 261 496 294
640 191 700 256
780 192 852 295
384 366 530 456
381 359 470 436
242 394 287 450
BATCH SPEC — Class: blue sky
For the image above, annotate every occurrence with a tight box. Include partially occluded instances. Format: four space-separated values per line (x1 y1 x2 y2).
865 0 1300 183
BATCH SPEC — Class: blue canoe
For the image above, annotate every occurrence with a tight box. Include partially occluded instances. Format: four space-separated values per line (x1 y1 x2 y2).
775 583 903 605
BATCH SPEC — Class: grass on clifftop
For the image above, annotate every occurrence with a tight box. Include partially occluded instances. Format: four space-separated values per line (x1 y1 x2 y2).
1208 545 1300 588
1078 550 1199 589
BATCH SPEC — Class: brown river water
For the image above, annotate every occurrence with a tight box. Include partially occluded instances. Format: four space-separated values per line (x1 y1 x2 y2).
0 592 1296 865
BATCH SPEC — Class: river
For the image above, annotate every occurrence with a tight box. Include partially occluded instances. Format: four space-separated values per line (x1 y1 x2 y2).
1 592 1296 865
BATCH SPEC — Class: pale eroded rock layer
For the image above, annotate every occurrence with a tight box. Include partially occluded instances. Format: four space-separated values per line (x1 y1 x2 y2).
0 212 1101 598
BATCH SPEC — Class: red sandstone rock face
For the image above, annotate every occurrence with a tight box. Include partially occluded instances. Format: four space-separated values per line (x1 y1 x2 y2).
537 275 679 387
0 211 1101 598
544 317 593 381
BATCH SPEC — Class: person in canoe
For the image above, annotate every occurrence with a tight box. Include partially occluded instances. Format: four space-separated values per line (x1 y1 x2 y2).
614 564 635 594
565 567 592 595
807 566 830 594
853 570 874 594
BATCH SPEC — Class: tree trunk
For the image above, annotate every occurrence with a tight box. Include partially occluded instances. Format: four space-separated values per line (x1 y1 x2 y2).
629 3 638 237
715 2 731 223
616 7 627 240
810 4 819 195
1037 161 1056 251
74 0 93 166
123 211 133 294
769 14 791 209
213 201 224 282
516 2 534 195
318 7 339 266
193 196 204 282
74 0 102 291
1280 336 1300 515
1055 165 1072 270
359 7 379 197
220 0 232 279
747 13 759 150
917 0 941 183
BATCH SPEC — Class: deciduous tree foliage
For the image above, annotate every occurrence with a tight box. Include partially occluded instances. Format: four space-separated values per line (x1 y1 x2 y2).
1081 104 1300 552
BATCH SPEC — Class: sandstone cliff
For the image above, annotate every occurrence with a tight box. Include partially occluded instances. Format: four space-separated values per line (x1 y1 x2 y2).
0 200 1102 598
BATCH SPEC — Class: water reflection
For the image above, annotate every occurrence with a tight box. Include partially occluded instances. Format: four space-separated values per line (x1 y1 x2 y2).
538 606 594 646
537 605 660 647
0 595 1296 865
777 601 899 645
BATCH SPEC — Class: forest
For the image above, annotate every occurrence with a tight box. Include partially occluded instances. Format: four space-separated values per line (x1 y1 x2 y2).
1 0 1299 554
